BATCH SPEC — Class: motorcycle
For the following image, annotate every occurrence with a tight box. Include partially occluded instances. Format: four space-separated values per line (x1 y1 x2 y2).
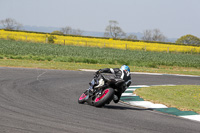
78 73 126 107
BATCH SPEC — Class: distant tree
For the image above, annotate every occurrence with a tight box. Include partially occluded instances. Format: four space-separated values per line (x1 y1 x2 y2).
60 26 83 35
176 34 200 46
51 30 63 35
142 29 152 41
60 26 72 34
126 34 138 40
104 20 126 39
142 29 166 42
0 18 23 30
72 28 84 36
152 29 166 42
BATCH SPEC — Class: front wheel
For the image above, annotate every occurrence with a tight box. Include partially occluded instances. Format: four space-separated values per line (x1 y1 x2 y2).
78 91 88 104
94 88 114 107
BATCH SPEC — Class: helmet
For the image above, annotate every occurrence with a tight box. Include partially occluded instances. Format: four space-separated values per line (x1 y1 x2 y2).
120 65 130 72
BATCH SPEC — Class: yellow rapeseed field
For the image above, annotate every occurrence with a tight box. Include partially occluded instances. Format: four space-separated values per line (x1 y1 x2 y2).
0 29 199 53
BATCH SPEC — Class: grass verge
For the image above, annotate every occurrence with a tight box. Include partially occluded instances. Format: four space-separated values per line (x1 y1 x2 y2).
135 85 200 113
0 59 200 76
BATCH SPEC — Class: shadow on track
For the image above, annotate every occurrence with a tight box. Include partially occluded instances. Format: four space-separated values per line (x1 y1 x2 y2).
103 104 152 111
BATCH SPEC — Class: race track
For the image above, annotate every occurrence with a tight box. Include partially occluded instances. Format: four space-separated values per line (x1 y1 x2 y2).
0 67 200 133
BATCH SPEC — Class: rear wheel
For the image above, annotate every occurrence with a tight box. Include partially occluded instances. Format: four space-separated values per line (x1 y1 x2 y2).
78 91 88 104
94 88 114 107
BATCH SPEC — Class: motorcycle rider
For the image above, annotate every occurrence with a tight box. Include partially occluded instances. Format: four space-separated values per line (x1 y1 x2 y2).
95 65 131 103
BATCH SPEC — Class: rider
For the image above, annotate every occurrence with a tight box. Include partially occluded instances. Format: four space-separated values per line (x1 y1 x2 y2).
96 65 131 103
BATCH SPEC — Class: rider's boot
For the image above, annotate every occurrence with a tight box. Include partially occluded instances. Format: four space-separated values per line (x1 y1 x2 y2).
113 93 122 103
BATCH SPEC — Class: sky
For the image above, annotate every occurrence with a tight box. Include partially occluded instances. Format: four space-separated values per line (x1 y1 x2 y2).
0 0 200 38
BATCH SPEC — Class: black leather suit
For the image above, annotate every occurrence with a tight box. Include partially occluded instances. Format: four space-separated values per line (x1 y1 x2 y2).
99 68 131 103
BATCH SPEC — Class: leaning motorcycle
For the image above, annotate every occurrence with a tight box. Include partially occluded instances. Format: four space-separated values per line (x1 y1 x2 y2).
78 73 126 107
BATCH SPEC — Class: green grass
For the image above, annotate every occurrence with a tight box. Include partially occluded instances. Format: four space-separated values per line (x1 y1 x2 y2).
0 39 200 68
135 85 200 113
1 59 200 76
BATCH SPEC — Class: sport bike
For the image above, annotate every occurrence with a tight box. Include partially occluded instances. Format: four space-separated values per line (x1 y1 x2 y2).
78 73 127 107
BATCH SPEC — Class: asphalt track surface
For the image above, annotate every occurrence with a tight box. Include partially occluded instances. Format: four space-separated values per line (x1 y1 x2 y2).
0 67 200 133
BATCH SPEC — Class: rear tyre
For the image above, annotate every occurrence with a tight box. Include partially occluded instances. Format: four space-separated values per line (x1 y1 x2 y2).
94 88 114 107
78 92 88 104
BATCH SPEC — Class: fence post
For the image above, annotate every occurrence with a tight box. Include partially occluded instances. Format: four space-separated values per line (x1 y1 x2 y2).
64 40 65 45
126 44 127 50
167 47 169 53
104 43 105 48
145 45 146 51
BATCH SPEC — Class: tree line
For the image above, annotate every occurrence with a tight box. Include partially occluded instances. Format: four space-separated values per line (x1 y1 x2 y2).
104 20 167 42
0 18 200 46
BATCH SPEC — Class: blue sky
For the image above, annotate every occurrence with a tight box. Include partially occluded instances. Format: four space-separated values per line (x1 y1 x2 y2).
0 0 200 38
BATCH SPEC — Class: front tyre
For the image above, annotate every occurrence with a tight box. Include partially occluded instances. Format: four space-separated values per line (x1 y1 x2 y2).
78 92 88 104
94 88 114 107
